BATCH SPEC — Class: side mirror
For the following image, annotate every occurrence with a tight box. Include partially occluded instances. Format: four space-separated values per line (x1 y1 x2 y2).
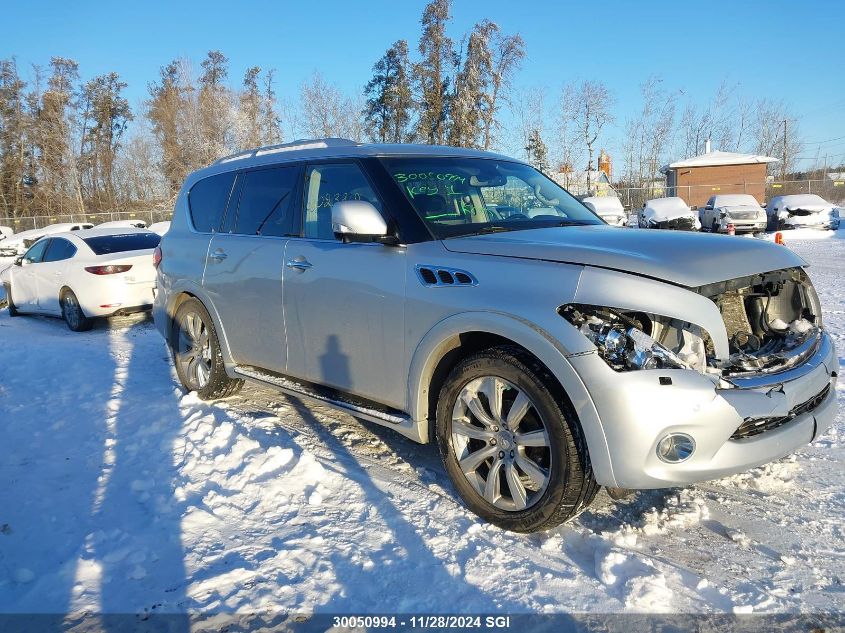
13 257 22 266
332 200 398 245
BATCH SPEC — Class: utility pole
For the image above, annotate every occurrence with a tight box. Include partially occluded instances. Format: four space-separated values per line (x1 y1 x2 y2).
781 119 787 181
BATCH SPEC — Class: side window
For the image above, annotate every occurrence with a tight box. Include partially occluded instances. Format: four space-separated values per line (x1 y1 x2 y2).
43 238 77 262
23 238 50 263
188 172 236 233
303 163 382 240
233 166 300 236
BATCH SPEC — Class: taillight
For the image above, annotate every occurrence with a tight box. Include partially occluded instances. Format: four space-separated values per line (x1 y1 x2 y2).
153 245 162 268
84 265 132 275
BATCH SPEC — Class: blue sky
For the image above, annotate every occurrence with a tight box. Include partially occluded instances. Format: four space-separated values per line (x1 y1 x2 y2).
4 0 845 168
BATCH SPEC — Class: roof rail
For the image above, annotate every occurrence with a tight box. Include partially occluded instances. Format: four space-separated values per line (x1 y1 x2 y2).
214 138 361 165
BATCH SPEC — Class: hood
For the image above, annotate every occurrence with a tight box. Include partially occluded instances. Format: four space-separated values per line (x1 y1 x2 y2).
720 204 762 212
442 225 805 287
784 203 831 213
644 206 694 222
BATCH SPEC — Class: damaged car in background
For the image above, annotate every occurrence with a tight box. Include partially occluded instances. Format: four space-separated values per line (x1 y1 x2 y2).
581 195 628 226
639 196 701 230
767 194 841 231
699 194 767 234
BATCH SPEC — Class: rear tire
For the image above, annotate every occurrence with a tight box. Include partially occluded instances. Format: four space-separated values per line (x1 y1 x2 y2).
435 345 599 533
4 284 19 316
61 289 92 331
171 297 243 399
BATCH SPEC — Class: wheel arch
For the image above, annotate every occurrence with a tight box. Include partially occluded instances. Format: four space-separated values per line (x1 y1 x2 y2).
163 285 236 367
408 311 616 485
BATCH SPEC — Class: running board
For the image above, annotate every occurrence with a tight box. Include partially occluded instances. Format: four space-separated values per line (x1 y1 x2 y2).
232 365 428 443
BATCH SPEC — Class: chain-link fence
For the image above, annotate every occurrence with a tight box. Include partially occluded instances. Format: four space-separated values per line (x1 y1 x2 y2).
0 208 173 233
1 178 844 232
612 179 845 212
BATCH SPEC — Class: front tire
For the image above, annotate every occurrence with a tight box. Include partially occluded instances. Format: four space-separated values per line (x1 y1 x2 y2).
4 283 19 316
171 298 242 399
61 289 92 331
435 346 598 533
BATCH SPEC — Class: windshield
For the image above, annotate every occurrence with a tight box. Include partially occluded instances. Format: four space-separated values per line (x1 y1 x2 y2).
380 157 604 238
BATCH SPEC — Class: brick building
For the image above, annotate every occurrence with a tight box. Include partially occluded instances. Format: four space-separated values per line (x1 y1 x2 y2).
662 145 778 208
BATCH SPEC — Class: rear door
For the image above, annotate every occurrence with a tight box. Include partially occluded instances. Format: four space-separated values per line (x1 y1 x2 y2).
203 164 301 373
282 161 406 408
33 237 78 314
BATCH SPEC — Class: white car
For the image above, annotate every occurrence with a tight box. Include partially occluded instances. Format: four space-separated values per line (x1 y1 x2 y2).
2 228 160 331
97 219 148 229
581 196 627 226
148 221 171 235
767 194 841 231
0 222 95 257
639 197 701 231
699 194 767 234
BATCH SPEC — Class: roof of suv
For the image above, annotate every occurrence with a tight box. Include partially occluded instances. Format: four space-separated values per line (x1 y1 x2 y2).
187 138 524 187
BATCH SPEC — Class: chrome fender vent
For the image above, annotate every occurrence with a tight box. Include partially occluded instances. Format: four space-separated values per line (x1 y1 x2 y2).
415 265 477 287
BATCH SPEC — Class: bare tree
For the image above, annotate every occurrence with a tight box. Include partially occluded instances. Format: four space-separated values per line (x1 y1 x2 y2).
568 80 614 192
299 72 363 141
621 77 677 187
482 28 525 150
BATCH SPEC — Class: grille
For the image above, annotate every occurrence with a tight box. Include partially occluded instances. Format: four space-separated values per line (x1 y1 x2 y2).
731 383 831 440
416 265 477 288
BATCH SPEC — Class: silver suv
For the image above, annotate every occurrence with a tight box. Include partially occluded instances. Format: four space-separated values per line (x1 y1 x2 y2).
153 139 838 532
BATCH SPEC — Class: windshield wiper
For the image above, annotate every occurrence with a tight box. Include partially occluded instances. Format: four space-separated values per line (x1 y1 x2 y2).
466 225 514 236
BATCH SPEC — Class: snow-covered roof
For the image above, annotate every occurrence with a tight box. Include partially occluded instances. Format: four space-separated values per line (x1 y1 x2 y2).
663 150 779 171
645 197 690 213
581 196 624 214
770 194 832 208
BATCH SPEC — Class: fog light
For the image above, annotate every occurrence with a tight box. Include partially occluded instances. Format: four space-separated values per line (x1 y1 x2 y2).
656 433 695 463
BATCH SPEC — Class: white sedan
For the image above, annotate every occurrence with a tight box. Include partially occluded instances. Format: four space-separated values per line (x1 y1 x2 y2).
0 222 95 257
767 194 841 231
581 196 627 226
1 228 160 331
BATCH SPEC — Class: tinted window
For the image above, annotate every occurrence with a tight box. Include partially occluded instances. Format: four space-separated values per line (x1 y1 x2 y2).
189 173 236 232
83 233 161 255
43 238 77 262
234 167 299 236
23 238 50 263
303 163 382 240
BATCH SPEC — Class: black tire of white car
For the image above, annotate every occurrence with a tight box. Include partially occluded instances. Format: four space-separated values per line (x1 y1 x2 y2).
435 346 599 533
4 283 18 316
171 298 243 400
61 289 93 332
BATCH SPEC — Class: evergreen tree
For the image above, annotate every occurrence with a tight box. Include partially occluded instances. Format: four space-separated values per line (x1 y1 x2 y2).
415 0 453 145
525 128 548 173
364 40 413 143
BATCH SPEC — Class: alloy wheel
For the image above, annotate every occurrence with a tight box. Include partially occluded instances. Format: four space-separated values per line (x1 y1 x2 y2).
450 375 552 511
176 311 212 390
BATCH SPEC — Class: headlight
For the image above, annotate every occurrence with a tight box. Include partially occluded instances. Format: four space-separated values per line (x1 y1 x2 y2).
559 304 708 372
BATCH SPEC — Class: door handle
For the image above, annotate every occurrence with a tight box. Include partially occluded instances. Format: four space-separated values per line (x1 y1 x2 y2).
209 249 227 262
285 258 312 272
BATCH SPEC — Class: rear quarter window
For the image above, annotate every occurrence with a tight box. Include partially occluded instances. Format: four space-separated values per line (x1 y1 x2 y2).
83 233 161 255
188 172 236 232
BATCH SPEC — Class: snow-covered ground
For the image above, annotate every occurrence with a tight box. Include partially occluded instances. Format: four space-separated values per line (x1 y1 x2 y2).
0 230 843 620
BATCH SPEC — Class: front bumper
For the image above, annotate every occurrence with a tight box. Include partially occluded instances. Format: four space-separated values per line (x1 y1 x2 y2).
569 331 838 489
718 218 767 233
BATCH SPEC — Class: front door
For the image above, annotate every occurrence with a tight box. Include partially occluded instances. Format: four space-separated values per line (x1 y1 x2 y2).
283 162 406 409
202 165 301 373
11 238 51 310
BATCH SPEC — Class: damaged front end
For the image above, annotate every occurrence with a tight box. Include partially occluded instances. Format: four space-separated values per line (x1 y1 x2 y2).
559 267 823 382
694 268 823 378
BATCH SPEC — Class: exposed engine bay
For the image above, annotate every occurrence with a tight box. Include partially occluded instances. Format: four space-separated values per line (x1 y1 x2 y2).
560 268 823 379
695 268 822 376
